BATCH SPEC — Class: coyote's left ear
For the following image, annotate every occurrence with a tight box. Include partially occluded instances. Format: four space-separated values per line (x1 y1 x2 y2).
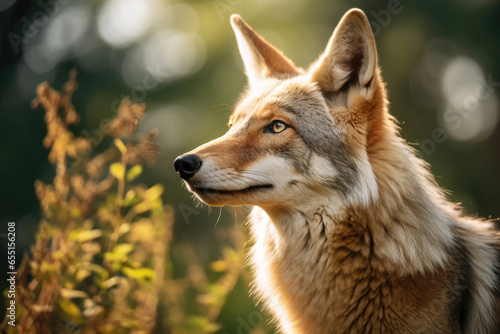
310 9 377 94
231 14 300 88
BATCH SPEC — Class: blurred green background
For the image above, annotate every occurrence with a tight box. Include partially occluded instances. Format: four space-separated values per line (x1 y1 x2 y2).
1 0 499 332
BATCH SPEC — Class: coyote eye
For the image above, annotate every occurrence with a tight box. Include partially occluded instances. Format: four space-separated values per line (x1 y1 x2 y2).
265 120 288 134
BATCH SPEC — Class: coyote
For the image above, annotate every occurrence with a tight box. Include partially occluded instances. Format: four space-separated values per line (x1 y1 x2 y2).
174 9 500 333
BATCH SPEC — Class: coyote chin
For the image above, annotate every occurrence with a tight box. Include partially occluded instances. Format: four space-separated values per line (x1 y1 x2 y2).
174 8 500 334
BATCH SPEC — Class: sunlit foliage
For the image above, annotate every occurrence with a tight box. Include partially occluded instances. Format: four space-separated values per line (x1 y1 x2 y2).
1 72 248 333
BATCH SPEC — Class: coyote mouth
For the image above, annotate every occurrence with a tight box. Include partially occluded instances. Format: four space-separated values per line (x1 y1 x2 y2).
193 184 273 195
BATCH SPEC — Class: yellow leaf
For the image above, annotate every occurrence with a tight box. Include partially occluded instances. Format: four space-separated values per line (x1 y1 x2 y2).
104 243 135 263
114 138 127 154
119 223 131 235
132 202 150 214
122 267 154 281
126 165 143 182
210 260 228 272
39 262 58 277
86 264 109 281
128 220 154 243
75 269 90 282
143 184 164 201
52 250 65 260
222 246 239 263
109 163 125 180
70 207 82 219
58 299 84 323
69 229 102 243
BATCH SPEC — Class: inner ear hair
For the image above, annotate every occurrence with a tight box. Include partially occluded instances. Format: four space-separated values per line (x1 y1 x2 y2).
310 9 377 96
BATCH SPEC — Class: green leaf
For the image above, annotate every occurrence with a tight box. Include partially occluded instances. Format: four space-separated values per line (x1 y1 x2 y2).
109 163 125 180
126 165 143 182
205 284 227 299
122 190 140 207
86 264 109 281
104 243 135 262
122 267 154 281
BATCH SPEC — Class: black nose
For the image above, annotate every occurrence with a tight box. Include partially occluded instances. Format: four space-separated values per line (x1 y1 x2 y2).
174 154 202 180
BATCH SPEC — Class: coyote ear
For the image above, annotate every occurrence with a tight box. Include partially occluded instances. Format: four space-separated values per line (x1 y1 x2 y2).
230 14 300 88
310 9 377 94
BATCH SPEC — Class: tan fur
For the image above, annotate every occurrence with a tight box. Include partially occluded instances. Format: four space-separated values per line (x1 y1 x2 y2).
176 9 500 333
249 208 468 333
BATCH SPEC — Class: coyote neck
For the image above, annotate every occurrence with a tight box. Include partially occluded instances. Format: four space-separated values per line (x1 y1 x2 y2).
249 198 459 333
248 152 461 333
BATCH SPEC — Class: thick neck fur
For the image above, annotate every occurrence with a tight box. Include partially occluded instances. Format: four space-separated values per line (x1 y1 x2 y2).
249 206 460 333
248 78 499 333
248 150 456 333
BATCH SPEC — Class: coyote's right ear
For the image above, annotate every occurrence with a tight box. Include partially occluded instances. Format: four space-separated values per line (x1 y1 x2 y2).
230 14 300 88
310 9 377 94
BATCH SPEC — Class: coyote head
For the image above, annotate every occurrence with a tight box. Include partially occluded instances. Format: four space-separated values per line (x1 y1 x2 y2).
175 9 387 211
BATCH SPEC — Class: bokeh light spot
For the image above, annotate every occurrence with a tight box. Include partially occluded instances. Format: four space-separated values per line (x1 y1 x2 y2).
440 57 498 142
121 30 206 87
97 0 153 48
